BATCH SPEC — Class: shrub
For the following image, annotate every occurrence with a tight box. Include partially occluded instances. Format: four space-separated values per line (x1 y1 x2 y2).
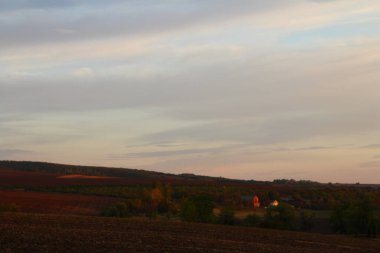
299 210 315 231
180 199 197 222
244 214 261 227
102 202 130 218
180 195 215 223
262 202 296 230
0 204 20 213
218 206 235 225
330 198 378 237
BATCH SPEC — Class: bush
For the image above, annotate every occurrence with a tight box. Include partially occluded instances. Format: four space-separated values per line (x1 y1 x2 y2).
330 203 348 233
299 211 315 231
180 195 215 223
244 214 261 227
0 204 20 213
102 202 130 218
180 199 197 222
262 203 296 230
218 206 235 225
330 198 378 237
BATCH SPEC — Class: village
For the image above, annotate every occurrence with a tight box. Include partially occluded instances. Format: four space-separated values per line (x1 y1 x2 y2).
241 194 279 209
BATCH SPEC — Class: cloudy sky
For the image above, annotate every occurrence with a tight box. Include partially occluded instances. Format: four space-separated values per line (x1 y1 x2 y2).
1 0 380 183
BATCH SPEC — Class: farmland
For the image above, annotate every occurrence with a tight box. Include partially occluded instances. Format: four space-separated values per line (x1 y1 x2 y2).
0 161 379 252
0 213 379 253
0 168 161 187
0 190 120 215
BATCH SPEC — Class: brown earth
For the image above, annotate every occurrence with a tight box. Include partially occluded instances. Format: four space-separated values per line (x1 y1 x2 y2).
0 213 379 253
0 166 301 189
0 169 155 186
0 167 314 191
56 174 118 179
0 190 120 215
0 169 215 186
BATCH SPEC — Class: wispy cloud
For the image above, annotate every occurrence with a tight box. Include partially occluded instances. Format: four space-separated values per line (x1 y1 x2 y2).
360 160 380 168
0 148 33 159
361 144 380 149
108 145 237 160
295 146 331 151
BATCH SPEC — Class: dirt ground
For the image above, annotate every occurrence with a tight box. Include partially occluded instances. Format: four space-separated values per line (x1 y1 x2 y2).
0 213 379 253
0 190 119 215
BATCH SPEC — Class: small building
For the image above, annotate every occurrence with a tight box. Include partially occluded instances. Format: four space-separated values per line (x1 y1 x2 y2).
269 200 279 207
253 195 260 208
241 194 260 208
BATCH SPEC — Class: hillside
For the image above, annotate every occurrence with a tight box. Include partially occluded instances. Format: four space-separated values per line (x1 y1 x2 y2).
0 160 180 180
0 160 323 187
1 160 379 220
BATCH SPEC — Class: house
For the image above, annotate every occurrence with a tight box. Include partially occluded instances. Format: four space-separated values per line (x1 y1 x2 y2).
253 195 260 208
241 195 260 208
269 200 279 207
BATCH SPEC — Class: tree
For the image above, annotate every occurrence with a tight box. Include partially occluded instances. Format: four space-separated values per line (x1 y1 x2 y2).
330 203 349 233
268 191 280 201
262 202 296 230
330 198 378 237
180 195 215 223
300 210 315 231
180 199 197 222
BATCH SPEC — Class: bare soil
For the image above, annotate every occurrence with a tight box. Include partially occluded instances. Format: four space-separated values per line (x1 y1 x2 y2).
0 190 119 215
0 213 379 253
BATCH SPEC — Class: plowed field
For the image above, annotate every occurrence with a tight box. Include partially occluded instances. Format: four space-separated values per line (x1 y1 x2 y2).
0 169 218 186
0 190 119 215
0 169 142 186
0 213 379 253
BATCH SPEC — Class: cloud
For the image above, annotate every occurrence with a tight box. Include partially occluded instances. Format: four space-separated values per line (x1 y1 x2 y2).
138 109 380 147
295 146 331 151
4 0 375 53
0 0 133 12
0 148 32 159
0 1 290 50
361 144 380 149
108 145 238 160
360 160 380 168
73 67 95 77
1 0 380 182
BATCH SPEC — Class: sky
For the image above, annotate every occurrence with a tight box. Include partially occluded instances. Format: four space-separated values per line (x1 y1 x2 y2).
1 0 380 183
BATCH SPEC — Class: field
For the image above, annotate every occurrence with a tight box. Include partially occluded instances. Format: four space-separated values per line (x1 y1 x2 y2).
0 169 235 187
0 161 312 189
0 169 149 186
0 161 379 252
0 190 120 215
0 213 379 253
234 208 266 219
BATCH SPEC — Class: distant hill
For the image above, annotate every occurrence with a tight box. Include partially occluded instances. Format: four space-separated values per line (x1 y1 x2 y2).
0 160 260 185
0 160 178 180
0 160 334 188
